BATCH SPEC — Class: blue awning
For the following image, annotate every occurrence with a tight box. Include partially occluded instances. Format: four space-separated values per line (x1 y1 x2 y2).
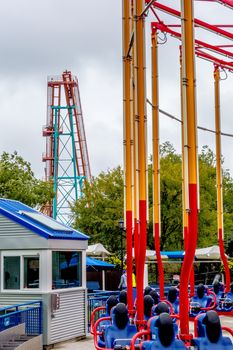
61 256 115 271
161 251 184 259
86 257 115 270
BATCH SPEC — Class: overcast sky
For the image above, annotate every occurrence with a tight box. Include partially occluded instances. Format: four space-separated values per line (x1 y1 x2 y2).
0 1 233 179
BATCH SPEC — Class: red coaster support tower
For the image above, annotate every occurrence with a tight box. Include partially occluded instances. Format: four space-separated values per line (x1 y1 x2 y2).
42 71 91 225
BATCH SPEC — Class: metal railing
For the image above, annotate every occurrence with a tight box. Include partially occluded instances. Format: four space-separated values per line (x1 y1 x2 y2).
87 291 119 330
0 301 42 335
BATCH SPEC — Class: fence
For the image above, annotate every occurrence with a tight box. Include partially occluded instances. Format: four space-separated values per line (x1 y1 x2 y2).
87 291 119 330
0 301 42 335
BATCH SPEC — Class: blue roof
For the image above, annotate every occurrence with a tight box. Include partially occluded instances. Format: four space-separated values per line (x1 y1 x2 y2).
0 198 88 241
161 251 184 259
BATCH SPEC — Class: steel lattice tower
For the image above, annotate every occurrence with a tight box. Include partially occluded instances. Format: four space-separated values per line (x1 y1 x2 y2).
42 71 91 225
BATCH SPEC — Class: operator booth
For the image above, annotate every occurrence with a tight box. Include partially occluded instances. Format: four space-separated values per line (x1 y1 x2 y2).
0 198 88 348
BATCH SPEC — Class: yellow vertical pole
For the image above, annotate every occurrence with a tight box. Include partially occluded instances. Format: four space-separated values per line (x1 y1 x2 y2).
122 0 133 311
214 66 231 292
180 0 198 338
151 27 165 299
134 0 147 322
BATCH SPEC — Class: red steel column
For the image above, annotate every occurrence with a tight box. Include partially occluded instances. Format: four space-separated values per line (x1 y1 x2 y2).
180 48 195 298
179 0 199 338
134 0 147 322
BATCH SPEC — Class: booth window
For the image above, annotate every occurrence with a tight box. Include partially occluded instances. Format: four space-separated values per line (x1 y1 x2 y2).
52 251 82 289
4 256 20 290
24 257 40 288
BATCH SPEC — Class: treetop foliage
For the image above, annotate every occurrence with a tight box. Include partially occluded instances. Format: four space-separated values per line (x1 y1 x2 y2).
0 151 54 207
72 143 233 256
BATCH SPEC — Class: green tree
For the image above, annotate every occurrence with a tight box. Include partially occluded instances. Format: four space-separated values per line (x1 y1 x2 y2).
72 143 233 253
148 142 183 250
72 166 124 253
0 152 54 207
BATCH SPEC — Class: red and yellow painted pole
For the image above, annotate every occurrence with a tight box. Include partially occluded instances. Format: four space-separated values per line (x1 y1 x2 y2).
151 26 165 300
180 0 199 338
180 47 195 298
214 66 230 292
122 0 133 311
131 0 139 271
134 0 147 322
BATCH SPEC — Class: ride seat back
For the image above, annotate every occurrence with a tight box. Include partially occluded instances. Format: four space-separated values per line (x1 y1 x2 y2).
104 303 137 348
193 310 233 350
141 313 186 350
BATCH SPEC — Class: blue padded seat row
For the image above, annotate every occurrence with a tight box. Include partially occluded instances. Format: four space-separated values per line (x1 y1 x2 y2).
192 310 233 350
105 303 137 348
142 313 185 350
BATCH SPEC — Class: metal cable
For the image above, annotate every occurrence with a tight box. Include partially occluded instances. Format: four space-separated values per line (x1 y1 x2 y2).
147 98 233 138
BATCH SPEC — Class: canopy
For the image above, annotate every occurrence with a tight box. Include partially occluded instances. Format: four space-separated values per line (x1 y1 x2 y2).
86 257 115 271
60 256 115 271
86 243 111 256
195 245 229 260
144 246 227 261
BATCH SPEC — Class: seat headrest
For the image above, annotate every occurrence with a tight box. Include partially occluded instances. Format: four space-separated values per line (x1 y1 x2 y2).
119 290 127 305
113 303 129 329
106 295 118 314
167 287 178 303
203 310 221 343
144 286 153 296
144 295 154 318
157 312 174 347
154 302 169 315
149 290 159 305
197 284 205 299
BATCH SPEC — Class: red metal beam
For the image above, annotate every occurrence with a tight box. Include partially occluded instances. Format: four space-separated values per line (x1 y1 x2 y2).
151 22 233 62
216 0 233 9
147 1 233 41
195 48 233 71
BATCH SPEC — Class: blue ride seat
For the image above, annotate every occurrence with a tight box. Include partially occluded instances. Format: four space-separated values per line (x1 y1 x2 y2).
218 283 233 311
97 295 118 348
118 290 127 305
141 313 185 350
152 302 169 317
149 289 160 305
190 284 212 317
192 310 233 350
217 293 233 312
167 287 179 314
104 303 137 348
144 295 154 321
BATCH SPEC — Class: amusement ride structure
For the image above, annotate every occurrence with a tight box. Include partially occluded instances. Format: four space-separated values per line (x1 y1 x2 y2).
91 1 233 349
42 71 91 225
